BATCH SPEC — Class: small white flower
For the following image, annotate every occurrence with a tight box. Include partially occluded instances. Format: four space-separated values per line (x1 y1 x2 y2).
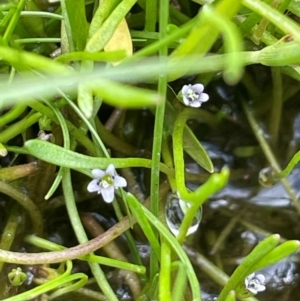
87 164 127 203
245 273 266 295
181 83 209 108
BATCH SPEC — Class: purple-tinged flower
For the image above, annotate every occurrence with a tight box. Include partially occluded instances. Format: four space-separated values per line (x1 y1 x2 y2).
245 273 266 295
181 83 209 108
87 164 127 203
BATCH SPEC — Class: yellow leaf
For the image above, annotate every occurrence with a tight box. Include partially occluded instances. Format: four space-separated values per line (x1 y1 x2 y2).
104 18 132 64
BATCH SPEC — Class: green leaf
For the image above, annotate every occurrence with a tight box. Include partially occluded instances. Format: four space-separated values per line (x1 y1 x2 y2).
86 0 136 53
24 139 173 176
183 127 214 173
126 193 161 259
250 240 300 273
61 0 88 51
217 234 280 301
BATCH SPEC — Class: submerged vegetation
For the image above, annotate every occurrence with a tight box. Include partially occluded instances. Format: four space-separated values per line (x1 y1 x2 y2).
1 0 300 300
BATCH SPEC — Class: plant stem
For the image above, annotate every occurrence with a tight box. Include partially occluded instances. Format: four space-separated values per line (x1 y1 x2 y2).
149 0 168 280
145 0 157 32
0 181 43 235
269 67 282 146
62 170 118 301
242 100 300 214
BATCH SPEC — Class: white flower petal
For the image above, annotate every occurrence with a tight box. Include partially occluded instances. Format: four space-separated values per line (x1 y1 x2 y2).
246 273 255 281
256 274 265 283
180 83 209 108
192 83 204 94
182 96 190 105
199 93 209 102
114 175 127 188
255 284 266 292
101 186 115 203
247 287 258 295
182 85 191 95
245 273 266 295
190 101 202 108
92 169 105 178
87 179 100 192
106 164 116 176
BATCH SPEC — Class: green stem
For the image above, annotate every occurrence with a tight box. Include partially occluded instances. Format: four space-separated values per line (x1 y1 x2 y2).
159 237 171 301
171 262 188 301
25 235 145 273
0 112 41 143
18 11 63 19
242 100 300 214
24 139 174 176
0 45 70 74
62 170 118 301
276 151 300 179
0 104 27 127
269 67 282 146
55 98 117 300
4 261 88 301
42 99 68 200
131 17 196 59
176 169 228 244
149 0 168 279
3 0 25 43
0 205 20 272
140 202 201 301
145 0 157 32
0 182 170 265
28 101 97 155
161 136 176 191
14 38 61 44
217 235 279 301
55 50 127 63
242 0 300 41
86 0 137 52
0 181 43 235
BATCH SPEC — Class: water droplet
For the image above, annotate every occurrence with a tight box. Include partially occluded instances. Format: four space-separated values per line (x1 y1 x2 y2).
258 167 277 187
165 193 202 237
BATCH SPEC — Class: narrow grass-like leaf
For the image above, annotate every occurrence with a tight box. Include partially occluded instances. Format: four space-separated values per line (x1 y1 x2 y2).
25 235 146 273
55 50 127 63
126 193 161 260
86 0 137 52
242 0 300 42
183 127 214 173
62 0 87 51
171 262 187 301
77 83 94 119
217 234 280 301
4 266 88 301
249 240 300 273
3 0 25 43
159 238 171 301
0 45 70 74
24 139 173 176
89 78 161 108
140 203 201 301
